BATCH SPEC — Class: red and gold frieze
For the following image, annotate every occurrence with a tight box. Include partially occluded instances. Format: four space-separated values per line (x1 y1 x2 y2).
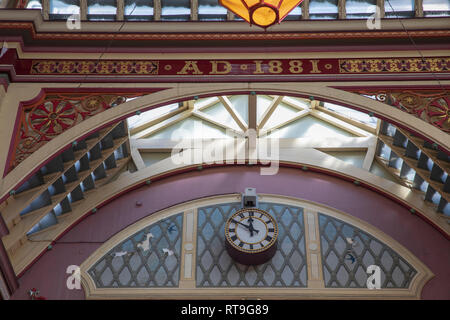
350 89 450 133
26 57 450 76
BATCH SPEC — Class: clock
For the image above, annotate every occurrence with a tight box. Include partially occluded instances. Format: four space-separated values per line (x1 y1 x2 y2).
224 208 278 265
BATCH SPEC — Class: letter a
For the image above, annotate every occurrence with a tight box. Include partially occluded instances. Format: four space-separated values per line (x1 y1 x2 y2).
177 61 203 75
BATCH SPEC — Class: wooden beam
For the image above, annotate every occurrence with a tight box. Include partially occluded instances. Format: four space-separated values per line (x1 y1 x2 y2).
42 0 49 19
310 100 320 110
338 0 346 19
185 100 195 110
154 0 161 21
80 0 87 20
301 0 309 19
248 94 257 131
259 110 309 136
362 137 378 170
192 111 245 137
130 143 146 171
190 0 198 21
131 138 179 151
132 109 193 139
316 106 377 135
116 0 124 21
131 136 373 152
279 96 309 111
415 0 423 17
129 106 188 135
377 0 385 18
219 96 247 132
196 97 220 111
310 109 371 137
258 96 283 131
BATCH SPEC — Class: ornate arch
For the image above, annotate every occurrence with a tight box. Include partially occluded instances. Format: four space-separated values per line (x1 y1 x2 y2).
80 194 433 299
2 83 448 201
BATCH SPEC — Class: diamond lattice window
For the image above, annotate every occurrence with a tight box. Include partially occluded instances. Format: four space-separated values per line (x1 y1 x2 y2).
88 213 183 287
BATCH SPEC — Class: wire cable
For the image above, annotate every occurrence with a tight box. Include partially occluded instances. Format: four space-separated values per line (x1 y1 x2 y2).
385 0 449 94
76 2 138 88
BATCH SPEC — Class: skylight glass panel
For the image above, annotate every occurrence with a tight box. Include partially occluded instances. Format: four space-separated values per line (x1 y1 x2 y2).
323 102 378 127
198 0 227 21
346 0 377 19
88 0 117 21
284 4 302 20
49 0 80 19
125 0 154 20
442 202 450 216
423 0 450 16
309 0 338 19
127 103 179 131
26 0 42 9
161 0 191 21
385 0 415 18
379 143 392 160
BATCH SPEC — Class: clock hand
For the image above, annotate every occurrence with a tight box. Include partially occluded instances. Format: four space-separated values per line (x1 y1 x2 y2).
247 217 259 237
248 217 254 237
231 219 251 230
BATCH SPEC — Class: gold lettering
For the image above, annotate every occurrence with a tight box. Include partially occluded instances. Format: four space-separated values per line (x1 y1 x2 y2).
309 60 322 73
268 60 283 74
253 60 264 74
177 61 203 75
209 60 232 75
289 60 303 73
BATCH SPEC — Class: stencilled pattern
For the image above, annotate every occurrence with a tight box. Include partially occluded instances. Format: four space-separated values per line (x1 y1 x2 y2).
318 213 417 288
196 202 308 287
88 213 183 288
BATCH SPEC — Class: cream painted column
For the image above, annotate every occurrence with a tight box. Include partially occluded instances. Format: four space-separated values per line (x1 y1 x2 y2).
303 209 325 288
178 208 198 288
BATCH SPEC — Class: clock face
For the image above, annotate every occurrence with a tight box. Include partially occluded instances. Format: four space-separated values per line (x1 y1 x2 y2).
225 208 278 254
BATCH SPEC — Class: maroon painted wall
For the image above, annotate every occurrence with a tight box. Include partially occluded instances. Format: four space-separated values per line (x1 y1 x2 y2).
9 166 450 300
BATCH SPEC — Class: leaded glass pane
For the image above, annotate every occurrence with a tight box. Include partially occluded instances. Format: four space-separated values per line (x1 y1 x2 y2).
346 0 377 19
309 0 338 19
385 0 415 18
125 0 154 21
161 0 191 21
198 0 227 21
88 213 183 288
88 0 117 21
49 0 80 20
196 203 308 287
318 214 417 288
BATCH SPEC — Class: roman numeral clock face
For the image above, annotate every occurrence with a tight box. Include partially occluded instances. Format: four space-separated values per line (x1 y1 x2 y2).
224 208 278 265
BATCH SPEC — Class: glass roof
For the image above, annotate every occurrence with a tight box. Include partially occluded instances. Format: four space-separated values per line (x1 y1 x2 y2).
25 0 450 20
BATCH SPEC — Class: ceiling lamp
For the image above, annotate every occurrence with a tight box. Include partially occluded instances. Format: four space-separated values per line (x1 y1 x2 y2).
219 0 304 29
